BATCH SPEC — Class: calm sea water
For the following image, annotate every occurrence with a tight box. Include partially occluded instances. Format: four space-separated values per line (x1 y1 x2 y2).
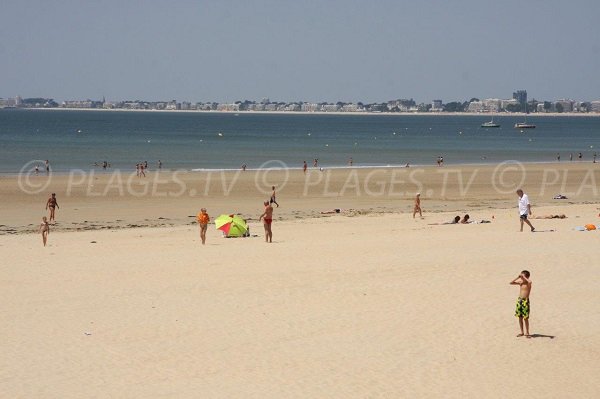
0 109 598 173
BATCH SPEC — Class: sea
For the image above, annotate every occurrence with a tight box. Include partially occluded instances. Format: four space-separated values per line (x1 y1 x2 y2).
0 109 598 173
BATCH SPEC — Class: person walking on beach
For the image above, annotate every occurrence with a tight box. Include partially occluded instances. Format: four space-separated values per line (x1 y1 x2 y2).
46 193 59 223
270 186 280 207
158 160 162 170
510 270 532 337
593 152 597 163
569 153 573 161
557 153 560 162
413 193 422 219
45 160 50 174
196 208 210 245
303 161 307 174
578 152 583 161
39 216 50 246
259 201 274 243
516 189 535 232
348 157 353 166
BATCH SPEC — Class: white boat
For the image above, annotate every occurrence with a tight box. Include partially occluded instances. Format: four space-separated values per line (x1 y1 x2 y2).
515 105 536 129
514 122 536 129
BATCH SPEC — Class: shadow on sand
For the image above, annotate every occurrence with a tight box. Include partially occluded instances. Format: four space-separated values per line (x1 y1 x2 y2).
529 333 555 339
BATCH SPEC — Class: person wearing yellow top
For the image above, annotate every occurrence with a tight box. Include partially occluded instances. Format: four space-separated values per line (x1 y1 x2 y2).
197 208 210 245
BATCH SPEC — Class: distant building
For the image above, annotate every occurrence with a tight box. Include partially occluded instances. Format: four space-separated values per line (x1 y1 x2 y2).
285 103 301 112
431 100 443 111
482 98 501 112
321 104 341 112
591 101 600 113
501 99 519 110
466 98 502 112
341 103 359 112
467 101 484 113
513 90 527 106
554 99 573 113
216 103 240 111
301 103 319 112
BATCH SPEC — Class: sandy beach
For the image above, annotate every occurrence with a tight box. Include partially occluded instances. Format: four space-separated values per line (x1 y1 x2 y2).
1 162 600 398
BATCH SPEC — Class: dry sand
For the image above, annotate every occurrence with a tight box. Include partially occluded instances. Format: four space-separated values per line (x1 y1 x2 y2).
1 163 599 398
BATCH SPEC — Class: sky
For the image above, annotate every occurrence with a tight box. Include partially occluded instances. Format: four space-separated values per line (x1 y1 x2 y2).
1 0 599 103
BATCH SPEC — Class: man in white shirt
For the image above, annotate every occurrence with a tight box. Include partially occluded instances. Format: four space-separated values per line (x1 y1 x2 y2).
517 189 535 232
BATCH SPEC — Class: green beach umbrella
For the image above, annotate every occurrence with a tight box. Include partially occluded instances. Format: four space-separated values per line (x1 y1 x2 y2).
215 214 248 237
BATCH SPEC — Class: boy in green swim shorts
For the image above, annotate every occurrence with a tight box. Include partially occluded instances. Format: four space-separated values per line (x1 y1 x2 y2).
510 270 532 337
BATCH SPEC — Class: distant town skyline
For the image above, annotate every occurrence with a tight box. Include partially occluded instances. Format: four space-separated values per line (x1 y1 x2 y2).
1 1 599 103
4 90 599 113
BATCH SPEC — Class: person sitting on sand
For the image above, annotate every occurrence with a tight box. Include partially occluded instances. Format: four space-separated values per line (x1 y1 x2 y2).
39 216 50 247
510 270 532 338
196 208 210 245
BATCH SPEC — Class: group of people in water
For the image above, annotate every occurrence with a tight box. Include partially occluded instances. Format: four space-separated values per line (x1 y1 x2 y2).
556 152 597 163
33 160 51 175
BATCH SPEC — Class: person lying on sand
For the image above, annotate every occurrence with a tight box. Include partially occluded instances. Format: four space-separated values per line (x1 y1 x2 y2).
531 214 567 219
428 216 460 225
320 208 343 214
460 214 471 224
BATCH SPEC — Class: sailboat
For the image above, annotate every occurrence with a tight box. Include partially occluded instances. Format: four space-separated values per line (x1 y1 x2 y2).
481 116 500 128
514 104 536 129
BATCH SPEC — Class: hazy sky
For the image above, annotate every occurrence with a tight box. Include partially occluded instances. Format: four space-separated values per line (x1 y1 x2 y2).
1 0 599 103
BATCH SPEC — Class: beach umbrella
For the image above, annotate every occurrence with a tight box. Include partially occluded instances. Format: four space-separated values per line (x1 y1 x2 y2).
215 214 248 237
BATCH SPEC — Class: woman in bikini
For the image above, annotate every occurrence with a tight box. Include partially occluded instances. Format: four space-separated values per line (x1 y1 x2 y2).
39 216 50 246
46 193 59 223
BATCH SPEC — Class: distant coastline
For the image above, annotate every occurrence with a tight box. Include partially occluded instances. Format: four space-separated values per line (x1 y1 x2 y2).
6 107 600 118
